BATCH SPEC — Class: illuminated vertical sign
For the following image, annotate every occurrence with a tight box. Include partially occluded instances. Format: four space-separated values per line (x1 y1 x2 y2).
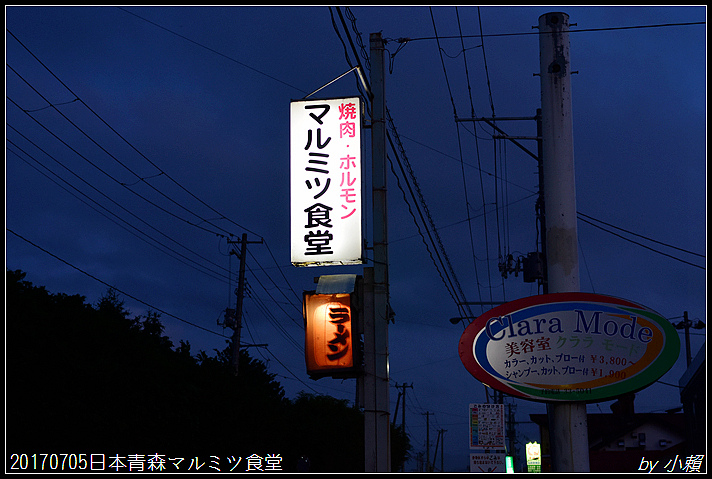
526 442 541 473
290 97 363 266
303 292 357 377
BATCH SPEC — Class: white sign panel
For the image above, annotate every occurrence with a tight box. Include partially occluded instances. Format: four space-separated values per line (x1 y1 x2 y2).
470 453 506 473
469 403 505 449
526 441 541 468
290 97 363 266
526 441 542 473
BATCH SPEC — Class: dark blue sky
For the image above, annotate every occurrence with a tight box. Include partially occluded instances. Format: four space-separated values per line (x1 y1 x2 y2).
6 6 706 471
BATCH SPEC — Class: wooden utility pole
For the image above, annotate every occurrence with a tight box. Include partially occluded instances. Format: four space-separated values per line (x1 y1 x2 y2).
437 428 446 472
538 12 589 472
394 382 413 429
423 411 432 472
227 233 263 376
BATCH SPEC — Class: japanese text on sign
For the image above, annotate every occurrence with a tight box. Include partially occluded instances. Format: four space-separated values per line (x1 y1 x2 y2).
303 293 356 377
484 311 654 387
470 403 505 449
469 453 506 473
290 97 363 266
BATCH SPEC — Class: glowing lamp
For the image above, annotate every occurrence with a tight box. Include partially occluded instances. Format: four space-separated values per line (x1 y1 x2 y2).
303 274 361 378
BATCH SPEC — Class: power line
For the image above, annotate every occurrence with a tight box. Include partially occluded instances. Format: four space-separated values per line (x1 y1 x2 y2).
7 227 229 338
247 249 303 319
115 7 308 95
473 7 515 295
400 20 705 42
577 214 705 270
475 6 510 302
5 125 232 279
6 58 235 239
387 117 474 319
9 27 304 337
6 142 231 284
454 7 487 311
431 7 492 312
391 192 538 246
11 117 306 349
332 6 475 320
396 132 537 195
12 35 322 331
7 28 261 240
9 65 308 400
475 7 496 119
8 225 311 394
7 92 228 240
577 212 704 259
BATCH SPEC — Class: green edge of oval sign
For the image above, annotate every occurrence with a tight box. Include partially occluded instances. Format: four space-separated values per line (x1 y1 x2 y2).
458 292 680 403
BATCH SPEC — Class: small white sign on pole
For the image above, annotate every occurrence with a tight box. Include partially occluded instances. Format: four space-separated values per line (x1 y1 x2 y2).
290 97 363 267
470 453 507 473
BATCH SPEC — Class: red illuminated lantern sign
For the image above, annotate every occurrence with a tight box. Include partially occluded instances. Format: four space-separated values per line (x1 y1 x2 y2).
303 274 362 378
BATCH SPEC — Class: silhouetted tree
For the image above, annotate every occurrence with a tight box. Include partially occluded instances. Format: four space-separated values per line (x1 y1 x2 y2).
391 423 413 471
285 392 364 472
6 270 286 454
6 269 410 472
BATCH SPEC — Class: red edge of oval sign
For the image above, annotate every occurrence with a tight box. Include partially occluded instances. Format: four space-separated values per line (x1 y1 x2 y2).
458 292 680 403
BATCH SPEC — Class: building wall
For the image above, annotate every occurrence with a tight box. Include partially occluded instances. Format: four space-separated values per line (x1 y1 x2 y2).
597 422 685 452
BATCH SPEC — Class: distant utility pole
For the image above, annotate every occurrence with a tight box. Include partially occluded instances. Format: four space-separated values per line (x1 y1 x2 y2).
434 428 446 472
441 429 446 472
227 233 263 377
423 411 432 472
507 403 517 469
393 382 413 429
538 12 589 472
673 311 705 367
392 383 412 472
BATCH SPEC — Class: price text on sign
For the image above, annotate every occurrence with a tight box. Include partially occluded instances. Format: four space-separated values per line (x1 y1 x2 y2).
469 403 505 449
458 293 679 402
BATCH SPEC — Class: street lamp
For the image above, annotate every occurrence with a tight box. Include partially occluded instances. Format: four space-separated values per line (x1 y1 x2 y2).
450 316 470 325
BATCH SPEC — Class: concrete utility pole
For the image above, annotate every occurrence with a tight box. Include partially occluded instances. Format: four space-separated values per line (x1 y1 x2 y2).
538 12 589 472
364 31 391 472
228 233 263 377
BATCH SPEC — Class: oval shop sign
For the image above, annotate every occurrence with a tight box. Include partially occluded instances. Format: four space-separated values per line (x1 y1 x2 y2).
458 293 680 402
